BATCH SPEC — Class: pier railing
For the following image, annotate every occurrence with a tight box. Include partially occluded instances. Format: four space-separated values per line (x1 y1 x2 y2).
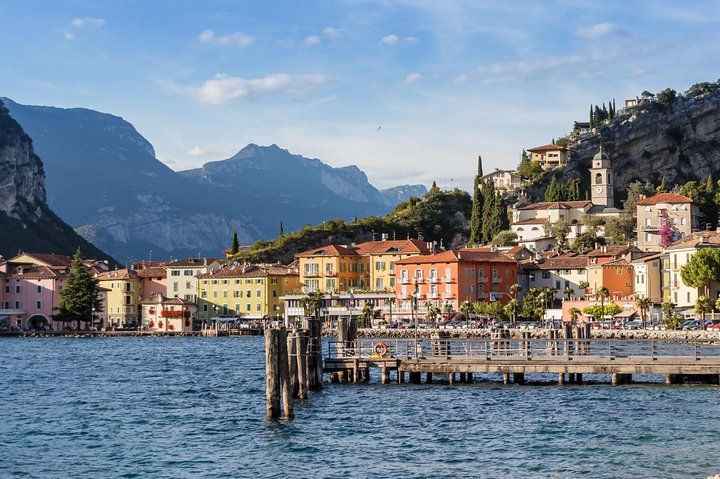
326 338 720 361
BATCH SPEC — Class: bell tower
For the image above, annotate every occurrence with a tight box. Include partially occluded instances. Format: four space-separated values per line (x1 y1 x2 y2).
590 146 614 208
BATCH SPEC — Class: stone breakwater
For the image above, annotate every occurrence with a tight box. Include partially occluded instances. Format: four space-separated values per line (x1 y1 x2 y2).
322 328 720 342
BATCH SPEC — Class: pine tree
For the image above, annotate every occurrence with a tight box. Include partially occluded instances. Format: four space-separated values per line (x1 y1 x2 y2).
57 249 103 330
231 229 239 255
279 221 285 238
657 177 667 193
594 105 603 124
706 175 714 193
602 103 608 122
430 181 440 194
468 156 484 246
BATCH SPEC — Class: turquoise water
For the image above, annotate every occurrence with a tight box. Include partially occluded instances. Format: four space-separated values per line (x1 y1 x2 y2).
2 337 719 478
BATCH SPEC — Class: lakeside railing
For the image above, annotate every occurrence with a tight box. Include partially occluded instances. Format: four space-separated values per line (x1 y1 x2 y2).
326 338 720 361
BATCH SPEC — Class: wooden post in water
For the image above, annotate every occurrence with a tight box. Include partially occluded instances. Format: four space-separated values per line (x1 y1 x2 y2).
278 328 293 419
503 372 510 384
426 372 433 384
449 373 455 385
287 330 299 399
381 364 388 384
265 328 281 418
296 332 308 400
558 373 565 385
303 318 323 391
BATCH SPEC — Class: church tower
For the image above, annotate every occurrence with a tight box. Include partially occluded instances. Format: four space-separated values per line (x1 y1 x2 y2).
590 146 614 208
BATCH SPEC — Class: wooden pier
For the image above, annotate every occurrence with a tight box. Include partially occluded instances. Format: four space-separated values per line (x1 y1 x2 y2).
324 336 720 386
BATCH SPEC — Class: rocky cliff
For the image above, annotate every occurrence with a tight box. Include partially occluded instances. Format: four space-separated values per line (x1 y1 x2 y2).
0 99 113 262
558 81 720 201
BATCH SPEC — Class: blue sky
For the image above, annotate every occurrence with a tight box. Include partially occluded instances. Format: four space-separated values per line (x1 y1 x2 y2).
2 1 720 192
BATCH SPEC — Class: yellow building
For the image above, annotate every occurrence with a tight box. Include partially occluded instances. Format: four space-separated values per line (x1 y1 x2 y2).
197 263 300 321
527 143 567 169
296 245 363 293
95 269 142 328
296 239 432 294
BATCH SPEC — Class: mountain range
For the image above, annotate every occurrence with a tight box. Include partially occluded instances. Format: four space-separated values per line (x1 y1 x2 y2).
2 98 426 261
0 99 114 263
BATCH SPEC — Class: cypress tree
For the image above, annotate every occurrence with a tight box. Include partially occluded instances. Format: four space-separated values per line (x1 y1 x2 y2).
480 180 495 244
279 222 284 238
589 104 594 128
231 229 239 254
706 175 714 193
545 175 560 202
496 192 509 232
468 156 484 246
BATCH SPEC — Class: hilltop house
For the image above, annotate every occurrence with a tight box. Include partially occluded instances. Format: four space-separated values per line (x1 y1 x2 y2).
636 192 701 252
527 144 567 169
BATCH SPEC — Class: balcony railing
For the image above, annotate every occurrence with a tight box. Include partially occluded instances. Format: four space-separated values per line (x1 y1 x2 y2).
442 277 454 283
400 277 411 284
478 276 487 283
443 293 455 299
428 293 439 299
641 225 660 232
492 276 502 283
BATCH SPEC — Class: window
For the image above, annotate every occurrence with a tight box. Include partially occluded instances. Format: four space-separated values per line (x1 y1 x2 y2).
542 271 551 279
171 270 180 276
15 285 21 294
256 303 261 311
4 285 8 294
213 291 218 298
375 278 384 289
555 281 561 289
617 268 623 276
271 278 278 285
203 304 208 312
414 269 423 281
36 301 42 309
246 304 251 311
595 172 602 184
36 285 42 293
125 295 131 305
223 291 228 298
246 290 251 298
15 301 21 309
173 282 179 292
272 290 277 298
186 281 192 289
256 279 263 284
201 291 207 298
235 304 240 312
256 290 262 297
184 270 193 276
565 280 570 289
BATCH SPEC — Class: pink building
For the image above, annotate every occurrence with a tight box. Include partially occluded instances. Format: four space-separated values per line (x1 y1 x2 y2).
139 294 196 332
0 253 109 331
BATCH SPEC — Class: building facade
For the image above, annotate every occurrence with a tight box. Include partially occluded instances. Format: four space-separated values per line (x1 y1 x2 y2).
165 258 221 302
636 193 701 251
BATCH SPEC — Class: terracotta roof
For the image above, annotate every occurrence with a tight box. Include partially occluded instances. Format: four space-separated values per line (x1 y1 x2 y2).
5 264 62 279
198 263 297 279
296 244 359 257
587 245 637 257
534 255 589 270
135 267 167 278
600 258 632 267
527 144 566 152
517 201 591 211
664 231 720 250
15 253 72 267
395 249 516 265
166 258 219 267
637 192 693 205
355 239 431 255
96 269 139 280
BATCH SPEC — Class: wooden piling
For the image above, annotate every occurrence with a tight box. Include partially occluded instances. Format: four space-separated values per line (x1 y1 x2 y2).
265 328 281 418
381 364 388 384
449 373 455 385
558 373 565 385
278 328 293 419
353 359 359 383
297 333 308 399
467 372 473 383
426 372 433 384
503 372 510 384
287 330 298 399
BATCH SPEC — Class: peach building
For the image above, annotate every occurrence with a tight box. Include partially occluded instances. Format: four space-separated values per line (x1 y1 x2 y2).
393 249 519 314
527 144 567 169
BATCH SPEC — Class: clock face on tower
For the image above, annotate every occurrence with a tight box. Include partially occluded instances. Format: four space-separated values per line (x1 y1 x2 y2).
595 186 604 193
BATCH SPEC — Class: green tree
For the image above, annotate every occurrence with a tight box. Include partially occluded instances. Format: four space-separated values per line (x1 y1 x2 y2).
426 303 441 328
231 229 239 255
680 248 720 297
564 286 575 300
56 249 103 330
635 297 652 329
656 88 677 105
360 301 375 328
695 296 714 330
480 180 496 243
468 156 484 246
544 220 570 249
579 281 590 297
595 287 610 320
583 302 622 321
459 300 474 328
517 150 543 182
661 300 681 329
279 221 284 238
490 230 518 247
568 307 582 326
300 291 324 319
545 175 561 201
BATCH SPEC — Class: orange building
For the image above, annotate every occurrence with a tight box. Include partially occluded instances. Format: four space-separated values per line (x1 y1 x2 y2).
587 258 634 300
393 249 519 312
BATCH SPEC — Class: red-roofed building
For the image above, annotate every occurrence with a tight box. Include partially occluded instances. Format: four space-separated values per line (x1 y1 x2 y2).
636 192 701 251
393 248 518 315
527 144 567 169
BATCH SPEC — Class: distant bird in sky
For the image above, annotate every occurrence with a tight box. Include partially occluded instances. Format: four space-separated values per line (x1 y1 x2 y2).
377 126 382 131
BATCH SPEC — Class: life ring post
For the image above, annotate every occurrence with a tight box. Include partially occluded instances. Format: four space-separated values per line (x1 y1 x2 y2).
373 341 389 357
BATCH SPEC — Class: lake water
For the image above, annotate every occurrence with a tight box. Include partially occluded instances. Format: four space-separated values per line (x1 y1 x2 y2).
2 337 719 478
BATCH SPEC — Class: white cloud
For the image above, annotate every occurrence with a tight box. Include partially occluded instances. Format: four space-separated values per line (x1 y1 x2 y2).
404 73 423 85
322 27 342 38
380 34 399 45
380 34 419 46
187 146 208 157
304 35 321 46
197 29 255 48
71 17 106 28
575 23 620 39
173 73 337 105
64 16 105 40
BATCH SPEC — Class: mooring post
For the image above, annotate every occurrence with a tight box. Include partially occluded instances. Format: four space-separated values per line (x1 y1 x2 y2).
278 328 293 419
558 373 565 385
265 328 281 418
287 330 298 399
297 332 308 399
381 364 388 384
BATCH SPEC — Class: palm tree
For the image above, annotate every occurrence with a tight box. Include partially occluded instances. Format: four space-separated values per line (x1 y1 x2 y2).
360 301 375 328
505 298 520 327
696 296 714 330
595 287 610 321
386 296 396 325
460 300 474 328
579 281 590 298
545 287 559 309
635 297 652 329
564 286 575 301
426 304 441 328
509 283 522 300
568 307 582 327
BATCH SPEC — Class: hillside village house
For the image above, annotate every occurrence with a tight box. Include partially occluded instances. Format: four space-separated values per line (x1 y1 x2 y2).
197 263 300 323
631 253 663 304
521 253 588 301
511 148 621 245
527 144 567 169
482 168 527 192
636 192 701 251
0 252 109 331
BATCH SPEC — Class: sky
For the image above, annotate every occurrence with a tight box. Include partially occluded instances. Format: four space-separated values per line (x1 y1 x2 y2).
2 0 720 193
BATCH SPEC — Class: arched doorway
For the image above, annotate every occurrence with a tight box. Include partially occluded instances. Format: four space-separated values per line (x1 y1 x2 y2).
28 314 50 331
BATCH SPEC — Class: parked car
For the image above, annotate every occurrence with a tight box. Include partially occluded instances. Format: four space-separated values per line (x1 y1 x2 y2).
707 322 720 331
622 320 642 330
516 321 539 330
704 319 720 328
681 319 697 329
682 319 701 330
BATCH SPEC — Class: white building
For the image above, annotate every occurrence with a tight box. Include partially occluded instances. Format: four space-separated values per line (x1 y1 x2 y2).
165 257 221 302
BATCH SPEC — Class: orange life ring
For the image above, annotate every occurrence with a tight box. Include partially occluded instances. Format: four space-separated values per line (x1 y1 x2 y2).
374 342 389 356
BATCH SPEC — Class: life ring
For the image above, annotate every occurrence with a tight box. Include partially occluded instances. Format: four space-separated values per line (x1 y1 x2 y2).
373 342 389 356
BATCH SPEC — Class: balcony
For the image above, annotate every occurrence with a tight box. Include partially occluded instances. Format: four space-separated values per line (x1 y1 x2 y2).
492 276 502 283
399 277 411 284
304 271 321 278
641 225 660 232
428 277 440 284
325 271 335 277
443 293 455 299
442 277 454 283
477 276 488 283
428 293 439 299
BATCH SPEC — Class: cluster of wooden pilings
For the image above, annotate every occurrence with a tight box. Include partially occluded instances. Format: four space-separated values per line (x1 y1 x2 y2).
264 318 322 419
